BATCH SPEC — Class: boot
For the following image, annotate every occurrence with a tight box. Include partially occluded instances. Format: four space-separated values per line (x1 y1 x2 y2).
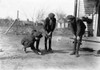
70 40 77 55
76 42 81 57
48 38 53 53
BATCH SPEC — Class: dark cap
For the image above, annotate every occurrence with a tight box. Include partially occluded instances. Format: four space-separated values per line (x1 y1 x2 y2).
48 13 55 18
66 15 75 19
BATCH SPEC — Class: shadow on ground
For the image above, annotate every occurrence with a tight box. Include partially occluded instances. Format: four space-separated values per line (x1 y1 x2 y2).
41 49 69 55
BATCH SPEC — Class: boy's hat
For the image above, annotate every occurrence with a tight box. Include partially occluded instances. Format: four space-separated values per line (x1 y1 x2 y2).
32 30 42 37
48 13 55 18
66 15 75 20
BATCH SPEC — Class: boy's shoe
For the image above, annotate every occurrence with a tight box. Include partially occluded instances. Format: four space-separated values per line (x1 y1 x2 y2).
70 52 76 55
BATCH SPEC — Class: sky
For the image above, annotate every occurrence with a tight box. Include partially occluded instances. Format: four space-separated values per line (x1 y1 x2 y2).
0 0 75 21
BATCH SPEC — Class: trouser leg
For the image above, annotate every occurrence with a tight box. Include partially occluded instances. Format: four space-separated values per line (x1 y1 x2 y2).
70 38 77 55
48 38 51 50
24 46 27 53
31 42 36 51
31 46 35 50
31 46 36 52
36 39 40 52
48 35 52 50
45 37 48 51
76 36 82 57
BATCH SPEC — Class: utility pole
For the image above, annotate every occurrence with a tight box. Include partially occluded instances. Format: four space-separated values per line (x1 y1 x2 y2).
97 0 100 36
77 0 80 17
17 10 19 20
74 0 78 18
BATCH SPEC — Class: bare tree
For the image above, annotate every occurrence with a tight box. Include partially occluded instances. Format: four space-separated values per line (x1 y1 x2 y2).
35 9 45 26
56 12 67 28
56 12 66 20
36 9 45 21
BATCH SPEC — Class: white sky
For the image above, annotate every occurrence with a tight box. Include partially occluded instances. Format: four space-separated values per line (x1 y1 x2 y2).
0 0 75 21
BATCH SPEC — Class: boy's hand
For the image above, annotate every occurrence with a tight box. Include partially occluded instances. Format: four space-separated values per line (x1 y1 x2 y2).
48 32 52 36
73 36 80 40
77 36 80 40
35 37 38 40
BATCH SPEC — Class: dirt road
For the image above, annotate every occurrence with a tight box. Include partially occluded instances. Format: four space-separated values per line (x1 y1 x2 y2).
0 28 100 70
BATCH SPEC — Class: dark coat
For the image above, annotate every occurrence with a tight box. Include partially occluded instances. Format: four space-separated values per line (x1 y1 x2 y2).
44 17 56 33
70 18 86 36
21 34 36 47
21 31 42 47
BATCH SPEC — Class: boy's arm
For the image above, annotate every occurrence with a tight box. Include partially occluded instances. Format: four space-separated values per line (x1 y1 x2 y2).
44 18 49 31
76 20 81 36
70 23 76 36
51 18 56 32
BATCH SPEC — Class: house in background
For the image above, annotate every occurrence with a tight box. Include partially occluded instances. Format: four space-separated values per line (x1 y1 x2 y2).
56 19 68 28
75 0 100 37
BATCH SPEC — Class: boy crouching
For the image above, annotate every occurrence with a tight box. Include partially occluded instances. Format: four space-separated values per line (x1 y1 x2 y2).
21 30 43 54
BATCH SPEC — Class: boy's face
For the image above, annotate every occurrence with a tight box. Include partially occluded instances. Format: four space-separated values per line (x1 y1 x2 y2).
66 15 75 24
67 18 72 23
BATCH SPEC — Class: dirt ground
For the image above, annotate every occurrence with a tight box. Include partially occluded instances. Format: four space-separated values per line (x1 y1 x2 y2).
0 27 100 70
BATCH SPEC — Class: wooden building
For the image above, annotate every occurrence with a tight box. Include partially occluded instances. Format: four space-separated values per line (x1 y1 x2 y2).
75 0 100 37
